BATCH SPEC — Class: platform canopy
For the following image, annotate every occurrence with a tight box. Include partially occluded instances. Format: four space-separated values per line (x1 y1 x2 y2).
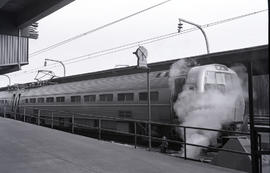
0 0 75 75
0 0 75 36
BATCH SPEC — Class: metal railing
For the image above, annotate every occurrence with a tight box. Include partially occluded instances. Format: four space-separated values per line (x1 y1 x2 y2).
0 105 254 160
4 105 270 172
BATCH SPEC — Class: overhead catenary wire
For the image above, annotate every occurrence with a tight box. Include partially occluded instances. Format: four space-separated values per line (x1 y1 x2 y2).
60 9 269 65
13 29 195 76
29 0 172 57
9 9 268 77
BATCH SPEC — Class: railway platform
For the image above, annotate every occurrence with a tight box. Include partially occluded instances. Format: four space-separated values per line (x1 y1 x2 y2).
0 117 245 173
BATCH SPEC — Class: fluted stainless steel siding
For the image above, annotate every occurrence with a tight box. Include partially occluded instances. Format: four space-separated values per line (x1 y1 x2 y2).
0 34 28 66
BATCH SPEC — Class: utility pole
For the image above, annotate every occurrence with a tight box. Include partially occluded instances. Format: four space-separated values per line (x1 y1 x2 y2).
133 46 152 151
178 18 210 54
44 58 66 77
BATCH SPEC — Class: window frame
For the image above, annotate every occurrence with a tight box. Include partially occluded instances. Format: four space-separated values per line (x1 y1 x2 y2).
84 95 96 103
46 97 54 103
37 97 45 103
71 95 81 103
99 94 113 102
56 96 65 103
29 98 36 104
117 93 134 102
139 91 159 102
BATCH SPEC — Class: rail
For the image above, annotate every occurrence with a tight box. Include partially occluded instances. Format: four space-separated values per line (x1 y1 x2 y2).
1 105 267 170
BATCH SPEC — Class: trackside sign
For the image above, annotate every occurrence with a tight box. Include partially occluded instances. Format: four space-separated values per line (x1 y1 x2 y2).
133 46 148 69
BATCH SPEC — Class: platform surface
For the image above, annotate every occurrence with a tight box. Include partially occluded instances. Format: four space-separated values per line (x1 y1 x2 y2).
0 118 244 173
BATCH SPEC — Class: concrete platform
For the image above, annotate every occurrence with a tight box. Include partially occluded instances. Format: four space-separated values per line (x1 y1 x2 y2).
0 118 244 173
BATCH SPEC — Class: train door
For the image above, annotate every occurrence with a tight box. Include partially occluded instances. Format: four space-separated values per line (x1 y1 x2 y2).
170 77 186 121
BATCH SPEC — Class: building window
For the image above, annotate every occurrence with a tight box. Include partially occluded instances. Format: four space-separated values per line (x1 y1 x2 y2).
84 95 96 102
99 94 113 102
25 99 28 103
117 93 134 101
46 97 54 103
139 91 159 101
30 98 36 103
37 98 44 103
71 96 81 103
56 96 65 103
118 111 132 118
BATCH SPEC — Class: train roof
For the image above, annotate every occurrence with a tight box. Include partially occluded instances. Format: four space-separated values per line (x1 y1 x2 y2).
45 44 269 83
0 44 268 91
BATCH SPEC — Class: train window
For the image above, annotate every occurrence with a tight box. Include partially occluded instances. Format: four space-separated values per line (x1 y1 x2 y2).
117 93 134 101
206 71 216 84
25 99 28 103
71 96 81 103
225 74 232 84
56 96 65 103
46 97 54 103
173 78 186 102
139 92 147 101
99 94 113 102
118 111 132 118
139 91 159 101
216 73 225 84
175 78 186 94
84 95 96 102
30 98 36 103
38 98 44 103
156 73 162 78
156 72 169 78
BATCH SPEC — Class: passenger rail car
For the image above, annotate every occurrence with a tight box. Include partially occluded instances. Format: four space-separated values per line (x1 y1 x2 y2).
0 63 245 137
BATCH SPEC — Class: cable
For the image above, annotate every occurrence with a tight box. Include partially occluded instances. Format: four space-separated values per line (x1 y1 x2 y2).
15 32 179 75
201 9 268 28
9 9 268 77
15 30 193 75
29 0 172 57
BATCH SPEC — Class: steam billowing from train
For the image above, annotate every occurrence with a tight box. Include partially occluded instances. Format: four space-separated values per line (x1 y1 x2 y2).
169 59 246 158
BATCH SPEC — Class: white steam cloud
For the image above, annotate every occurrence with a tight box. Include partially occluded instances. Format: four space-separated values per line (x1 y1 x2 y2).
168 59 198 96
169 60 245 158
230 63 257 100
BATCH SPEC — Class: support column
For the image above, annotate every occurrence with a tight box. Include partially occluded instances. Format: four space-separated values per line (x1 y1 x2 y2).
147 68 151 151
247 62 259 173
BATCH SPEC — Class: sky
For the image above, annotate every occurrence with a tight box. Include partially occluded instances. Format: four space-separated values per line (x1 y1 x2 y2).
0 0 268 87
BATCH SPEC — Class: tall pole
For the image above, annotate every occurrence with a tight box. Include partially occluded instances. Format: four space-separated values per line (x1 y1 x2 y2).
133 46 151 150
44 58 66 77
247 62 259 173
147 68 151 151
178 18 210 54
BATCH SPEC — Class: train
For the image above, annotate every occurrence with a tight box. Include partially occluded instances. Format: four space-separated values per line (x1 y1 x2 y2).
0 60 246 140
